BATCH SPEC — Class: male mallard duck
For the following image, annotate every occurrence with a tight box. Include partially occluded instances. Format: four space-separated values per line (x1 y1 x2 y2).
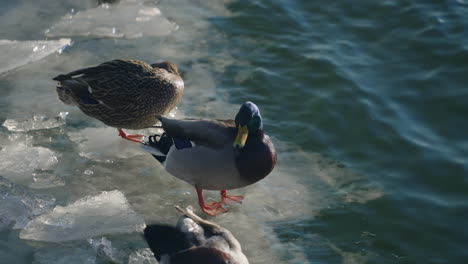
144 205 249 264
53 59 184 142
141 102 277 215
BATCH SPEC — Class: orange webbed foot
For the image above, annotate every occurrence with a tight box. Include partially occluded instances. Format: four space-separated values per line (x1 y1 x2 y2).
196 186 228 216
220 190 244 204
117 129 144 143
201 202 227 216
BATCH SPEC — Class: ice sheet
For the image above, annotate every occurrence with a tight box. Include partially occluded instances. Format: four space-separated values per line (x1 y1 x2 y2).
0 142 59 183
45 1 178 39
32 240 158 264
0 176 56 231
2 112 67 132
88 237 123 263
19 190 145 242
0 39 71 74
128 248 158 264
33 246 97 264
29 171 66 189
67 127 146 162
0 114 66 187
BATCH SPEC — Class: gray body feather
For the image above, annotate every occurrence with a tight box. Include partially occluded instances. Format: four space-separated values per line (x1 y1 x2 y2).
142 116 276 191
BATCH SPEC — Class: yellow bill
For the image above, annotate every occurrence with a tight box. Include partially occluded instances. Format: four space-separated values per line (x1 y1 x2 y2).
233 125 249 148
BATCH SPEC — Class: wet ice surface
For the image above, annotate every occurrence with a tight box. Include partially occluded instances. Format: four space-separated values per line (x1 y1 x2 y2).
0 116 68 188
0 140 59 184
20 190 145 242
33 246 98 264
127 248 158 264
0 39 71 74
32 237 158 264
2 112 67 132
45 0 178 39
0 0 382 263
67 127 147 162
0 177 56 231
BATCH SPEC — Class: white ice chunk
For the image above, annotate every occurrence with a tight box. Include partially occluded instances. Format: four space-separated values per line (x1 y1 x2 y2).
88 237 122 263
45 1 178 39
0 176 56 231
128 248 158 264
67 127 145 162
2 113 67 132
19 190 145 242
0 142 58 183
0 39 71 74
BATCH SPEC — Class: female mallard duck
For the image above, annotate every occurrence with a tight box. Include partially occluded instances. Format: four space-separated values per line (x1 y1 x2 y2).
53 59 184 142
141 101 277 215
144 205 249 264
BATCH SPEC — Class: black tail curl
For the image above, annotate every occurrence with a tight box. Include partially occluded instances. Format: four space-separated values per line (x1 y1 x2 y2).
148 133 173 163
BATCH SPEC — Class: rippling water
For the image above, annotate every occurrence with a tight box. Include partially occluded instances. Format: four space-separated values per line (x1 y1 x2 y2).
0 0 467 263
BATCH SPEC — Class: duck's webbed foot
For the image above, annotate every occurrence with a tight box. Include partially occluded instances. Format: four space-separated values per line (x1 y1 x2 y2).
195 186 228 216
201 202 227 216
117 128 144 143
220 190 244 204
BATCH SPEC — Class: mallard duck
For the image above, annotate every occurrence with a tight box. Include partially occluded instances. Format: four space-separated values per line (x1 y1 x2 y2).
141 101 277 215
53 59 184 142
144 205 249 264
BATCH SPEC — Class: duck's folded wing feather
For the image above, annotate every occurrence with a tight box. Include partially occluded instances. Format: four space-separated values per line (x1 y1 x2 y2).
161 117 235 149
58 78 102 106
52 63 114 82
54 60 156 110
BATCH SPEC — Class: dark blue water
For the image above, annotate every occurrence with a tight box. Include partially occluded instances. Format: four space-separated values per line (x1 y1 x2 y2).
0 0 467 263
213 1 468 263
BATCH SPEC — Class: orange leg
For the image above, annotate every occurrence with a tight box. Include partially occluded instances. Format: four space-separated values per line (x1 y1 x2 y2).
195 186 227 216
117 128 144 143
220 190 244 204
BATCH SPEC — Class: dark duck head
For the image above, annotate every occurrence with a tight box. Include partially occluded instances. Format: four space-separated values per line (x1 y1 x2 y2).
233 102 276 184
151 61 180 76
233 101 263 149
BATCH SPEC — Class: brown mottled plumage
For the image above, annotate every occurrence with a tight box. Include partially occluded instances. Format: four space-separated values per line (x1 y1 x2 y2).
53 59 184 130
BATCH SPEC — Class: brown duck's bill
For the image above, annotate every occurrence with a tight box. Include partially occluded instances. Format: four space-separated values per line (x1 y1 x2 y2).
233 125 249 149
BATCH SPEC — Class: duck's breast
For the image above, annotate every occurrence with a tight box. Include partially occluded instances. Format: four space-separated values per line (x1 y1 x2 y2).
164 145 248 190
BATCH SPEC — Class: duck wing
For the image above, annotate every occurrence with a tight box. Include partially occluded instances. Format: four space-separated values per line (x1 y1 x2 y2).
160 116 235 149
53 59 159 109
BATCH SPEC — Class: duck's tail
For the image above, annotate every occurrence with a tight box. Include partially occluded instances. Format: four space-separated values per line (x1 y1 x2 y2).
53 74 96 106
140 133 173 164
140 133 195 164
55 81 76 105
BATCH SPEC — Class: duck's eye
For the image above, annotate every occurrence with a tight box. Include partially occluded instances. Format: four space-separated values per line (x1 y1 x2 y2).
248 115 262 131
